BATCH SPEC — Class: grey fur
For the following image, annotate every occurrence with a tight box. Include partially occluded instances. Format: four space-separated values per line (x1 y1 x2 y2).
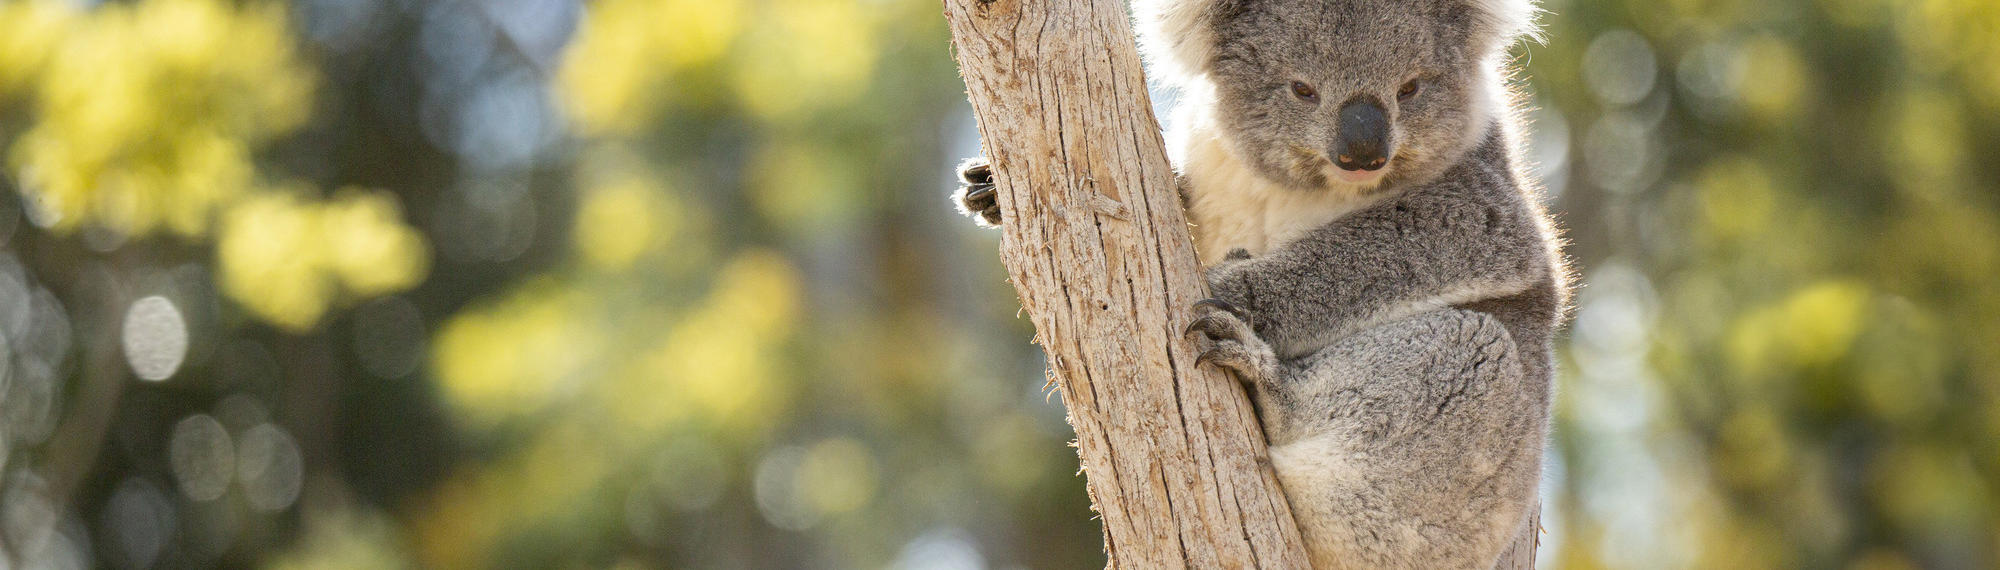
1185 128 1562 569
952 0 1566 567
1199 0 1495 192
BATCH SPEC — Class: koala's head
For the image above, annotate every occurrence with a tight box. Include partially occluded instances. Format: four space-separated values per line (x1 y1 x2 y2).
1141 0 1538 192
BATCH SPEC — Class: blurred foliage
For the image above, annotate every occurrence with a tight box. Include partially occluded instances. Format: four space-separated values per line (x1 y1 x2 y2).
1537 0 2000 567
0 0 425 332
0 0 1996 568
0 0 1085 567
0 0 309 238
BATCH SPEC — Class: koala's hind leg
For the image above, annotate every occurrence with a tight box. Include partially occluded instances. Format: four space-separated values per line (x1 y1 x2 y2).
1268 309 1544 570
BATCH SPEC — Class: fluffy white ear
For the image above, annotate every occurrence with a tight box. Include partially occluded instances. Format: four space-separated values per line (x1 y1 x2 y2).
1131 0 1219 86
1465 0 1545 50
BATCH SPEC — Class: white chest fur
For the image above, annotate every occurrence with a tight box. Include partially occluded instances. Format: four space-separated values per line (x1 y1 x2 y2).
1171 104 1385 266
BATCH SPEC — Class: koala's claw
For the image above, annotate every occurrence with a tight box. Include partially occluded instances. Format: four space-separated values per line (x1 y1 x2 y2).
1191 298 1251 324
954 157 1003 227
963 184 996 208
1224 248 1252 261
1194 344 1227 369
1185 300 1277 382
958 159 992 184
1183 314 1235 341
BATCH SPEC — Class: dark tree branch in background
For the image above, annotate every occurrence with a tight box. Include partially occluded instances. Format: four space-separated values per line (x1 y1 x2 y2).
44 315 127 508
941 0 1311 566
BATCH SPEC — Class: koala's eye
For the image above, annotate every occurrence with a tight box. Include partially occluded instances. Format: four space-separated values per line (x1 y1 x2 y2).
1290 81 1319 103
1397 79 1422 102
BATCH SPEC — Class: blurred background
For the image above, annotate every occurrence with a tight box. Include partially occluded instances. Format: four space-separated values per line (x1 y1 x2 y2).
0 0 1996 567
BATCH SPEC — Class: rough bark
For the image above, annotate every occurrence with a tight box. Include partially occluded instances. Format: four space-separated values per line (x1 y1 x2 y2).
942 0 1541 568
942 0 1310 567
1499 512 1541 570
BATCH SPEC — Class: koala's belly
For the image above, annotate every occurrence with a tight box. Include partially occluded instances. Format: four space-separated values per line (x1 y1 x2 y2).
1268 435 1363 489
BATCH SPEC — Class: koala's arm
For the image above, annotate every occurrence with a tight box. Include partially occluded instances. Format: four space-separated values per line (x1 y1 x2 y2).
1208 169 1549 359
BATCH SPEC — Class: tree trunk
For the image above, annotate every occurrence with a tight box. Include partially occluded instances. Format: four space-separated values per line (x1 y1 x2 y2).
941 0 1309 567
1499 514 1540 570
941 0 1540 568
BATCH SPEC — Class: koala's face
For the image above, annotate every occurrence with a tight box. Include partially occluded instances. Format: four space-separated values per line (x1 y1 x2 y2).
1205 0 1504 192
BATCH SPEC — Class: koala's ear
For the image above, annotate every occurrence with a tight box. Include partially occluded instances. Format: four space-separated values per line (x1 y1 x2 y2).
1133 0 1235 84
1456 0 1544 52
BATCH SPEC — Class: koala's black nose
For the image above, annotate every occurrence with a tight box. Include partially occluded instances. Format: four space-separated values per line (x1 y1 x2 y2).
1333 97 1391 172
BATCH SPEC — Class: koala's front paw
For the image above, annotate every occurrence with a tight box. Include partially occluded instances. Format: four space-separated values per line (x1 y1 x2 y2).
953 157 1002 227
1184 298 1280 384
1202 256 1258 326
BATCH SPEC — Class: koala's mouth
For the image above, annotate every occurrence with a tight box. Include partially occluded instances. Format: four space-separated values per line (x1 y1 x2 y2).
1328 163 1389 185
1301 153 1393 191
1277 145 1392 192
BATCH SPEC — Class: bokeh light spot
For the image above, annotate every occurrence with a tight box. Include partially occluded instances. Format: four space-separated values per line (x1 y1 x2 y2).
798 438 878 516
752 445 815 530
2 470 59 561
1582 112 1659 194
121 295 188 382
4 359 61 446
99 478 175 570
893 528 987 570
573 177 660 271
1582 29 1658 107
237 424 305 512
1736 36 1809 121
169 414 235 502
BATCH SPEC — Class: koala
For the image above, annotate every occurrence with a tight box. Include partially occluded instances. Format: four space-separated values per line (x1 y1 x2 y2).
953 0 1567 568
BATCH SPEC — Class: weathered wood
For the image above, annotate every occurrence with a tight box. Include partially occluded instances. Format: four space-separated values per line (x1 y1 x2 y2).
1498 512 1541 570
940 0 1311 567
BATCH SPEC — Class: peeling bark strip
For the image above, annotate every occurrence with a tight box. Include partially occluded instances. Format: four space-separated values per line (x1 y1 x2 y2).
941 0 1311 566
